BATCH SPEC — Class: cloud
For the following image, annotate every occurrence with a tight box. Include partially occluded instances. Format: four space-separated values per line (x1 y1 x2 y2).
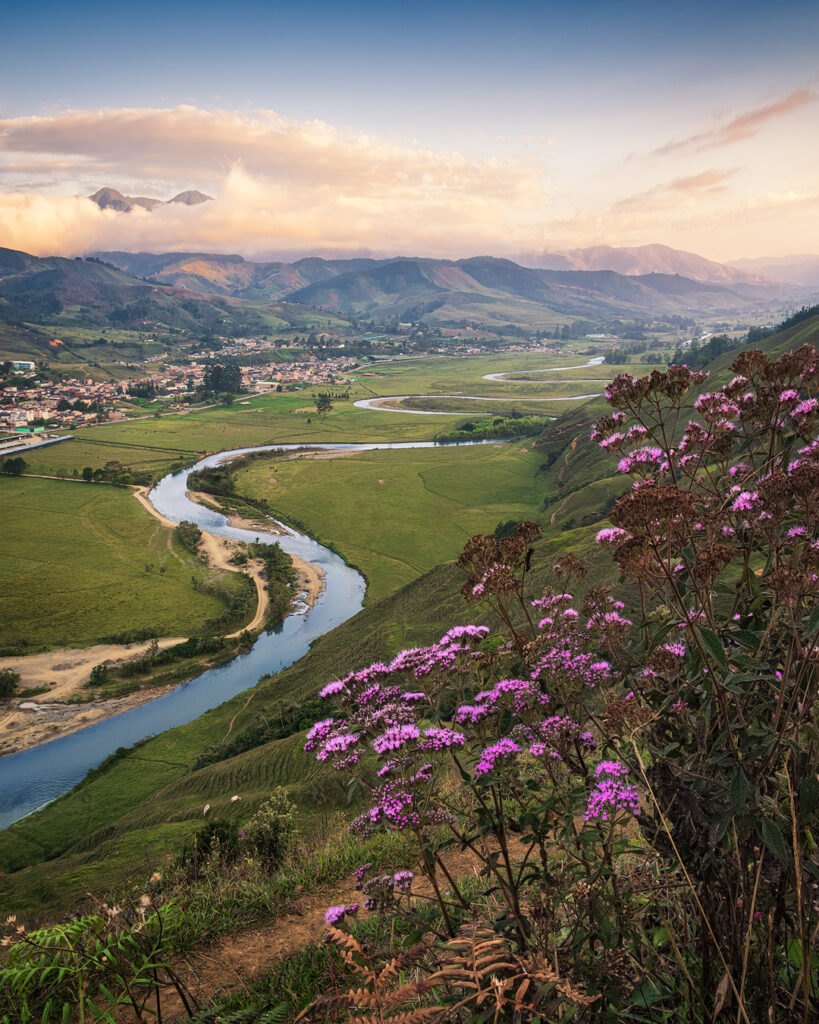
612 167 736 210
0 105 556 257
654 86 816 156
0 104 815 262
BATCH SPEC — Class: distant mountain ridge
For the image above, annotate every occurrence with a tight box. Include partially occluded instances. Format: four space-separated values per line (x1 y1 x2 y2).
728 254 819 289
96 250 782 325
527 243 771 287
89 188 213 213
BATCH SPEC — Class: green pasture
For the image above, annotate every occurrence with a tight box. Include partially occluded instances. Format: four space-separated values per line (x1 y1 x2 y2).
233 441 548 602
0 477 238 651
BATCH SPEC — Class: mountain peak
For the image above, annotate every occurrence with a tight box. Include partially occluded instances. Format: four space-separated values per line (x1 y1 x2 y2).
167 190 213 206
88 188 212 213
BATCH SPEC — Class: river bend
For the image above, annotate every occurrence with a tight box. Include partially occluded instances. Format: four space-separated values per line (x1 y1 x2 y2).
0 440 498 828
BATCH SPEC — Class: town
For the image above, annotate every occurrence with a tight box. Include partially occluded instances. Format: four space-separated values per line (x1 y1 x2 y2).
0 344 365 434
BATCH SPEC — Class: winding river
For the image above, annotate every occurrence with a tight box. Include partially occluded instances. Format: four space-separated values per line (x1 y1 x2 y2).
354 357 607 414
0 440 497 829
0 356 610 828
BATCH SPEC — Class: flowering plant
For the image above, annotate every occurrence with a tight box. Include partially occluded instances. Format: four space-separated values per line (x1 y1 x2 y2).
305 346 819 1020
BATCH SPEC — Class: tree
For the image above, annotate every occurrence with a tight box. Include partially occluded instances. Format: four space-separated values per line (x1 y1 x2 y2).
315 394 334 415
2 456 26 476
88 664 109 687
203 362 242 394
0 668 20 699
82 466 94 483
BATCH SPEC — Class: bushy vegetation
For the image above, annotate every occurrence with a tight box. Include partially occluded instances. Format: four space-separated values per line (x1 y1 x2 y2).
0 813 412 1022
296 349 818 1021
177 520 202 554
433 412 551 443
0 668 20 699
247 541 297 626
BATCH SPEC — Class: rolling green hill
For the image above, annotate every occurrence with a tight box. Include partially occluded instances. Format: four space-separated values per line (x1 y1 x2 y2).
98 250 781 326
0 247 355 363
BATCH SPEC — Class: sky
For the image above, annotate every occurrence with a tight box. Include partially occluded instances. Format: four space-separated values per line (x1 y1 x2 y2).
0 0 817 263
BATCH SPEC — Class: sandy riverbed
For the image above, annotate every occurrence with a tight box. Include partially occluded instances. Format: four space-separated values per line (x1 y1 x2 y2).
0 638 184 756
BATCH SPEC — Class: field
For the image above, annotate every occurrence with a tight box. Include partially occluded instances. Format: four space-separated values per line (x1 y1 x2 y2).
2 349 640 652
0 519 619 913
0 477 241 651
19 352 648 483
232 442 549 601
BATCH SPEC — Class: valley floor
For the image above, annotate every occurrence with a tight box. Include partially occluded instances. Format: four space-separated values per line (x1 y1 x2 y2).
0 490 325 757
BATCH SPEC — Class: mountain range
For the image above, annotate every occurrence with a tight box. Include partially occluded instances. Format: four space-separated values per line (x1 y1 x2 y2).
528 243 766 287
89 188 213 213
727 254 819 289
0 242 806 363
95 250 785 326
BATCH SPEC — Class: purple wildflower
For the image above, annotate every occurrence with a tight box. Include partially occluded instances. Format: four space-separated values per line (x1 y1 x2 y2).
475 738 520 776
325 905 347 926
586 762 640 822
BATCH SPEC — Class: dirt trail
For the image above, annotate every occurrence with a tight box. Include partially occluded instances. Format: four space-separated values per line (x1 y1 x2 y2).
128 842 499 1022
197 530 270 637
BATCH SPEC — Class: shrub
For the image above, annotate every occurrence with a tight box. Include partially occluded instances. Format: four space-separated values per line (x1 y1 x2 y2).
0 668 20 699
302 347 819 1022
242 787 298 872
177 519 202 554
87 663 109 687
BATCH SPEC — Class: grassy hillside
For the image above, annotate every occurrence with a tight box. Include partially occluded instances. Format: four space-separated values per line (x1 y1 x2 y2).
0 520 616 914
0 247 354 366
14 323 817 912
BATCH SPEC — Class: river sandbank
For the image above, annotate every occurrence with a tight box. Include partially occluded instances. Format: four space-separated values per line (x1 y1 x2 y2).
0 638 185 756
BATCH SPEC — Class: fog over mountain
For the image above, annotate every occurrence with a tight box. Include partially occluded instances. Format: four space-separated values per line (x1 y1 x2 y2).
88 187 213 214
728 254 819 289
527 244 769 287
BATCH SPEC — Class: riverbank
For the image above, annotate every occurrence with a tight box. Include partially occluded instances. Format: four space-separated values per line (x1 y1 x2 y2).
183 489 326 615
0 637 185 756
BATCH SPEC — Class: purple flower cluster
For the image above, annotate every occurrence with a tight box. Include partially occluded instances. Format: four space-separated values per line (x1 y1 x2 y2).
617 446 664 475
324 903 359 926
420 727 466 750
372 724 420 754
585 762 640 822
475 738 520 776
596 527 630 546
454 677 549 725
393 869 414 890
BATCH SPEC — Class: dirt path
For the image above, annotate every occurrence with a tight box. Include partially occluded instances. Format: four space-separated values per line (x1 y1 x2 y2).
197 530 271 637
128 842 499 1022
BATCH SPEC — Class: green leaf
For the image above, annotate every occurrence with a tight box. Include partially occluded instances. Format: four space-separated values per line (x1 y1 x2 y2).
729 768 751 812
804 602 819 637
696 626 728 672
761 819 792 867
799 774 819 822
